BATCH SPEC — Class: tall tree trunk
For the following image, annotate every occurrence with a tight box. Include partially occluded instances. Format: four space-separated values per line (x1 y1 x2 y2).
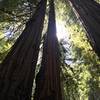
0 0 47 99
68 0 100 57
34 0 62 100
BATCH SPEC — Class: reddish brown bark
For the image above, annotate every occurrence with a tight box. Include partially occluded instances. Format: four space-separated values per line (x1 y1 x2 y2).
68 0 100 57
0 0 47 99
34 0 62 100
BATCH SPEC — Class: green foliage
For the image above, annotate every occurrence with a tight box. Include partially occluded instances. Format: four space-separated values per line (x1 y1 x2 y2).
0 30 12 62
0 0 21 10
60 20 100 99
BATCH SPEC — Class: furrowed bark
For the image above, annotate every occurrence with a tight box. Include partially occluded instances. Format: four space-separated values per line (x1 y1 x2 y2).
0 0 47 99
34 0 62 100
68 0 100 57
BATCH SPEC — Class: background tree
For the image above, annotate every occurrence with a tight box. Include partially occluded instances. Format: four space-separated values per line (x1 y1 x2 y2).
68 0 100 57
34 0 62 99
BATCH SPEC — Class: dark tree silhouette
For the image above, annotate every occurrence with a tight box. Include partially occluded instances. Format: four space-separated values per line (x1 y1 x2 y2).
34 0 62 100
0 0 47 99
68 0 100 57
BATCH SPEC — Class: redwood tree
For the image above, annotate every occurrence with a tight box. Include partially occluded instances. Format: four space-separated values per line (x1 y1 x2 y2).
34 0 62 100
68 0 100 57
0 0 47 99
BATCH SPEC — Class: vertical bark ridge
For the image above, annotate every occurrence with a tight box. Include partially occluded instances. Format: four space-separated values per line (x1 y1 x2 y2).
0 0 47 100
68 0 100 57
34 0 62 100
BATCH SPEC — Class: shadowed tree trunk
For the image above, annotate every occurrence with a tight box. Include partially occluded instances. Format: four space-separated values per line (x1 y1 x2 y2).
68 0 100 57
34 0 62 100
0 0 47 99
